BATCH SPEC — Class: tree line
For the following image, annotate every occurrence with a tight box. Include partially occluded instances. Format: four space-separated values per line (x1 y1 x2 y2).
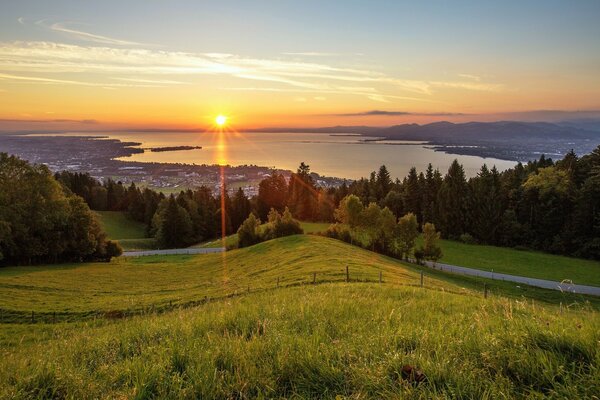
0 154 122 265
55 145 600 260
318 146 600 260
3 143 598 265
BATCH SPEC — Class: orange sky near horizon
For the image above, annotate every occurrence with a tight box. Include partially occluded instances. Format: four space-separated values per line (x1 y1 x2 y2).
1 1 599 131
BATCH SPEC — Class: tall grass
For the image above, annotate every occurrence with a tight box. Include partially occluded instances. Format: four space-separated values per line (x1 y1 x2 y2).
1 284 598 399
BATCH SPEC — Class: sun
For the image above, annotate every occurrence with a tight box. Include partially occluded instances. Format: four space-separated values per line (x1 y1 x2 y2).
215 114 227 127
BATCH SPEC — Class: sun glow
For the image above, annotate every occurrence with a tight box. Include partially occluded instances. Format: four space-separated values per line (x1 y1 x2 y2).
215 114 227 126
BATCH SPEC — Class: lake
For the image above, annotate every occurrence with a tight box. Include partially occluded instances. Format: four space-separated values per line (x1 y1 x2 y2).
86 131 516 180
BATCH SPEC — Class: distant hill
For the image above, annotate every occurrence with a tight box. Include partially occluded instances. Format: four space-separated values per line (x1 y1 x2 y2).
373 120 598 142
254 121 600 161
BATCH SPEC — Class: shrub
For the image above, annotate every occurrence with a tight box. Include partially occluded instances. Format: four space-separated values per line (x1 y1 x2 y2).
263 207 303 240
237 214 262 248
324 223 352 244
459 233 477 245
420 222 443 263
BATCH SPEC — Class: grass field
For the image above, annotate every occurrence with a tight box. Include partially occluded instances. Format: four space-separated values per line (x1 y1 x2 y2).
0 235 597 324
95 211 146 240
0 236 438 321
420 237 600 287
1 235 599 398
1 283 598 398
95 211 157 251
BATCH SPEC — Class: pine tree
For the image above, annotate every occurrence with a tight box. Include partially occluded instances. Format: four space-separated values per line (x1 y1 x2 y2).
154 195 193 248
436 160 469 238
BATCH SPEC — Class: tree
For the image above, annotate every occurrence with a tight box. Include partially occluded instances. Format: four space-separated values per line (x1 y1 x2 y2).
359 202 382 250
375 165 392 201
287 162 317 220
257 173 288 220
237 213 262 248
334 194 364 228
231 188 252 232
378 207 397 252
403 167 422 222
317 189 335 222
437 160 469 238
469 165 504 243
381 189 403 217
153 195 193 248
0 153 117 265
394 213 419 260
420 222 442 263
263 207 303 239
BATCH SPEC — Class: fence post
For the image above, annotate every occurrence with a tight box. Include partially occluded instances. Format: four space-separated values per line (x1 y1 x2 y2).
53 311 56 324
346 265 349 282
379 271 382 283
484 283 488 299
247 285 250 293
313 272 316 284
277 277 280 288
31 310 34 323
420 271 424 288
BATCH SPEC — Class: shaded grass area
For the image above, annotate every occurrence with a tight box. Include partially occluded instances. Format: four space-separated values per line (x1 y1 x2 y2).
1 284 598 399
95 211 146 240
417 237 600 287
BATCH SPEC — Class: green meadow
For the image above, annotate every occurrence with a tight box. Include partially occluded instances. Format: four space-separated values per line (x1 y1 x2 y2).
1 233 599 398
1 282 598 399
419 237 600 287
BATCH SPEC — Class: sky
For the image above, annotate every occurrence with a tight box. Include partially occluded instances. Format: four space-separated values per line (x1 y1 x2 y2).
0 0 599 130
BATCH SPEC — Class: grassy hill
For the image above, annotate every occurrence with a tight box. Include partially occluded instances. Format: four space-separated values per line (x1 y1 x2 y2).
1 282 599 398
0 235 599 398
0 235 597 322
0 236 441 321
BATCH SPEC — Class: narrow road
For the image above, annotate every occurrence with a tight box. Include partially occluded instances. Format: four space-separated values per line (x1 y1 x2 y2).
122 247 225 257
423 260 600 296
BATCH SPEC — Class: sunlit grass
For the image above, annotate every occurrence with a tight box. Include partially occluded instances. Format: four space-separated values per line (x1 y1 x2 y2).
1 284 598 399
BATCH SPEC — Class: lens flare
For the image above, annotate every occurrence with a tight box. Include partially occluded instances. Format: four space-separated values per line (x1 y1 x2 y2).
215 115 227 126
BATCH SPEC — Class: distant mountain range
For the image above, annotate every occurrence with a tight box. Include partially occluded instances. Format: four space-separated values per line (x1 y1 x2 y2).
251 120 600 161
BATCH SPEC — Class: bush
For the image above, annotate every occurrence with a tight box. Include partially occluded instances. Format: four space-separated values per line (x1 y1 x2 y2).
105 241 123 260
459 233 477 245
324 223 352 244
263 207 303 240
237 214 262 248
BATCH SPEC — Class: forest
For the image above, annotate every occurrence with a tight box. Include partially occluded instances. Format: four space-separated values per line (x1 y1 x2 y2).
1 144 599 266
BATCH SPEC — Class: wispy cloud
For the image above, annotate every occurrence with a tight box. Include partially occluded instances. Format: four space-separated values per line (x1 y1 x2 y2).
458 73 481 81
36 19 147 46
111 77 187 85
282 52 341 57
0 72 167 88
0 40 506 102
0 118 98 124
333 110 468 116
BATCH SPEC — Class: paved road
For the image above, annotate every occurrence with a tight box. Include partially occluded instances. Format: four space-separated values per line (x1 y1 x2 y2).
122 247 225 257
422 260 600 296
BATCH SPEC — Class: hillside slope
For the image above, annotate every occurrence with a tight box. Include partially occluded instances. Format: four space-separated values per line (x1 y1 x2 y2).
1 284 599 399
0 235 444 320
